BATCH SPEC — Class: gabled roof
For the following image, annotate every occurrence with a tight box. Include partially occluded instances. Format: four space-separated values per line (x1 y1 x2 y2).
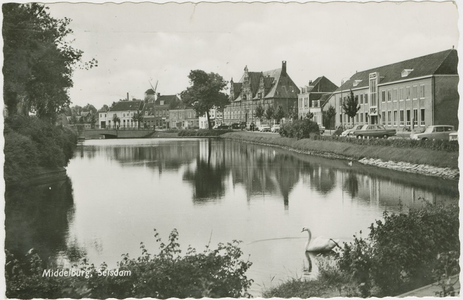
320 93 334 108
233 62 300 101
231 82 242 101
310 76 338 93
110 100 144 112
337 49 458 92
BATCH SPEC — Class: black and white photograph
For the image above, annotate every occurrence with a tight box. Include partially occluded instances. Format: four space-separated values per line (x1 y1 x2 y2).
3 0 461 298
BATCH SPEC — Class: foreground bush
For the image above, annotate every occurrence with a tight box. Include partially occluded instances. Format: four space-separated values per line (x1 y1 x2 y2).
178 129 232 137
280 120 320 140
4 115 77 184
6 229 253 298
338 202 459 296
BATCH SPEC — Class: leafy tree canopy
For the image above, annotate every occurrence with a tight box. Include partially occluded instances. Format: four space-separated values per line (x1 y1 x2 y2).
181 70 229 128
3 3 97 123
342 90 360 124
274 105 285 123
254 103 265 121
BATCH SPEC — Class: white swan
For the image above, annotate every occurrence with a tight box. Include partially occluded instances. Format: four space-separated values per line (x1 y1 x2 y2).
301 227 340 253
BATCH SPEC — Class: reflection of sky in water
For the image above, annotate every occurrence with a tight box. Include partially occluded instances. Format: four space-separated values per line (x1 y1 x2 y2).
46 139 459 296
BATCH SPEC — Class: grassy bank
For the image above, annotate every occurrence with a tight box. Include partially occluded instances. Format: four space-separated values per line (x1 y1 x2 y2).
221 132 458 169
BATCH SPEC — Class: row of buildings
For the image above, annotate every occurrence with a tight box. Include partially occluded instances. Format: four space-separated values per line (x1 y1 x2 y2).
97 48 458 131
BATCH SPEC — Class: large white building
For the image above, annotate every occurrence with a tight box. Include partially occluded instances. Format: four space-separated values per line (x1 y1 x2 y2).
99 100 144 129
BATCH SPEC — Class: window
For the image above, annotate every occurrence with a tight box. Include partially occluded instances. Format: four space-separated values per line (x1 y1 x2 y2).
399 88 404 100
406 109 411 125
420 85 425 98
360 94 364 104
387 111 391 125
381 91 386 102
413 109 418 125
400 110 404 125
412 86 418 99
393 110 397 125
388 90 392 102
365 94 369 104
356 114 359 123
340 114 342 123
406 87 411 100
365 113 369 123
360 113 364 122
381 111 386 124
393 89 398 101
420 108 425 125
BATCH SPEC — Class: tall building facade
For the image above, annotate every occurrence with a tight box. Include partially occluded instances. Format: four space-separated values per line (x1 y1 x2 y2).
326 49 459 130
223 61 300 126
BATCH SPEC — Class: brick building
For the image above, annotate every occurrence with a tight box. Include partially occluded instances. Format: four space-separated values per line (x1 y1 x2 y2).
224 61 300 127
326 49 459 130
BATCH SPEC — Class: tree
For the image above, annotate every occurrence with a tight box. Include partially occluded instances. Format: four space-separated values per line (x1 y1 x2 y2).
254 103 265 122
265 106 274 123
89 114 97 129
274 105 285 124
342 90 360 125
3 3 97 123
112 114 120 129
181 70 229 129
132 111 143 129
82 103 97 114
323 105 336 131
100 104 109 112
305 112 314 120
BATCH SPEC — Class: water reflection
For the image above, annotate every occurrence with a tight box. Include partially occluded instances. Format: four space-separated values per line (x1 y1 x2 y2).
5 177 81 265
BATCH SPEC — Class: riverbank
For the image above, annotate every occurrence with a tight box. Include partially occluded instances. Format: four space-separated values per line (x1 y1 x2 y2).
221 132 458 179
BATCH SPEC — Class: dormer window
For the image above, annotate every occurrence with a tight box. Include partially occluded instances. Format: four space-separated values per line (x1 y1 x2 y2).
353 80 362 87
401 69 414 77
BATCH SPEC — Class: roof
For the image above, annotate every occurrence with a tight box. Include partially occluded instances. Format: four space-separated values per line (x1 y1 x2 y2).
233 62 300 101
145 88 155 95
310 76 338 93
320 93 334 108
154 95 180 105
337 49 458 92
110 100 144 112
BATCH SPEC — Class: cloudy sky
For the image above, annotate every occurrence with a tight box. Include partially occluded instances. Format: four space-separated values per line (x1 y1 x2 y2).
44 1 459 110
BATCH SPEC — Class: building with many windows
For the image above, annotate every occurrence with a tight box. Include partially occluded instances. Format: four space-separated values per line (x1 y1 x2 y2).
298 76 338 123
326 49 459 130
224 61 300 127
169 107 199 129
143 94 180 129
100 99 144 129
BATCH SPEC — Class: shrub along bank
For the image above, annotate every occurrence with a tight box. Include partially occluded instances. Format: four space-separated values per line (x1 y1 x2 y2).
5 229 253 299
264 203 459 298
4 115 77 185
221 132 458 169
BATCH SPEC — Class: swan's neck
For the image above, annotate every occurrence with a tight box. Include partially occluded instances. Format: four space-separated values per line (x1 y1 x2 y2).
306 230 312 245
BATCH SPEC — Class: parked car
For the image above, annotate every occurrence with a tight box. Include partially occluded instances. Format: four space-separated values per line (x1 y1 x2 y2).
354 124 396 139
271 124 280 133
449 132 458 141
216 124 230 130
411 125 456 141
259 125 271 132
318 124 325 135
341 124 363 137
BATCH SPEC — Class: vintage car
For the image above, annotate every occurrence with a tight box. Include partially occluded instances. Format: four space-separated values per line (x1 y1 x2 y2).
259 125 271 132
341 124 363 137
271 124 280 133
353 124 396 139
410 125 456 141
318 124 326 135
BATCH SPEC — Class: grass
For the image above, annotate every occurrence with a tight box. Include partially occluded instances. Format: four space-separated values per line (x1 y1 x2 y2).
221 132 458 169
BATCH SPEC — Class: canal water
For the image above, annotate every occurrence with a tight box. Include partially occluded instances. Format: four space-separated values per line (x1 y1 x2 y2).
5 138 458 295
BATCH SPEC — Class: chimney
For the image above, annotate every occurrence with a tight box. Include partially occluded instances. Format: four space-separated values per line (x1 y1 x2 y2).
282 61 287 75
127 92 129 101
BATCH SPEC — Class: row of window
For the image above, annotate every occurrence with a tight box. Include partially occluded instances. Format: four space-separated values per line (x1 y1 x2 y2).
298 98 320 109
342 108 426 126
340 85 426 106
